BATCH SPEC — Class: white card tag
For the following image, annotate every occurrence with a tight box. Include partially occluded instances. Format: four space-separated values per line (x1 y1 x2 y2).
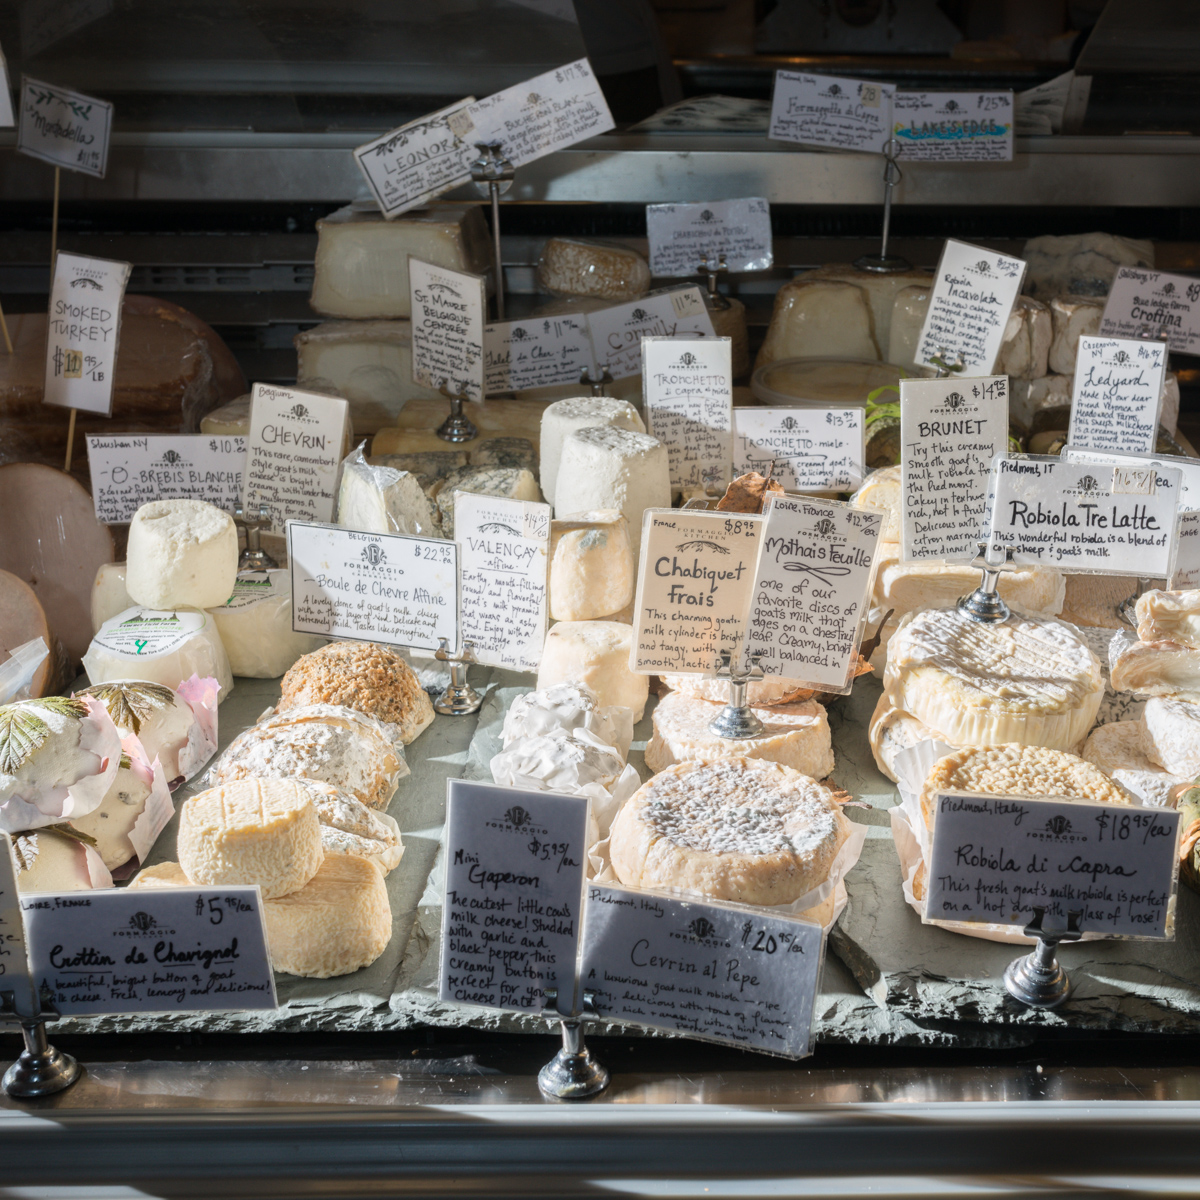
0 835 35 1013
768 71 894 152
18 76 112 177
42 251 130 416
924 791 1180 939
86 433 245 524
1174 511 1200 589
22 885 277 1014
732 407 864 493
288 521 459 652
244 384 349 529
643 336 733 494
986 456 1181 578
455 494 550 672
410 257 486 402
631 509 762 676
1067 337 1166 456
440 779 588 1017
645 197 773 277
484 313 593 396
891 91 1014 162
1101 267 1200 356
580 883 824 1060
586 288 715 381
745 494 883 690
900 375 1008 562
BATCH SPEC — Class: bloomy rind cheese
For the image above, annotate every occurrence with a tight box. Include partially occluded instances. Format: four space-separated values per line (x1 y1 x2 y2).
1109 632 1200 704
126 499 238 612
1136 590 1200 651
290 778 404 874
539 397 646 507
867 695 948 783
549 510 635 622
1082 719 1187 808
1142 696 1200 777
537 621 648 721
337 454 438 538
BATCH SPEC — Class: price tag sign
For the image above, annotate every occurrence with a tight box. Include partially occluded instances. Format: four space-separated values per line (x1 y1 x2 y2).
18 76 112 177
1067 336 1167 455
732 407 864 493
440 779 588 1017
288 522 459 652
768 71 894 153
410 258 486 402
1063 446 1200 512
586 288 715 381
915 239 1026 375
580 884 823 1059
900 375 1008 562
924 792 1180 939
484 313 594 396
1176 511 1200 588
244 384 348 529
21 885 276 1015
455 493 550 672
891 91 1014 162
86 433 245 524
1101 267 1200 356
0 835 35 1013
645 198 773 278
744 494 883 691
631 509 762 675
643 336 733 495
42 252 131 416
986 457 1181 578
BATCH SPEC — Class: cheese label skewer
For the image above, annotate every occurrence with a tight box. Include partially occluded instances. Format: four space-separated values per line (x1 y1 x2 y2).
1067 336 1166 456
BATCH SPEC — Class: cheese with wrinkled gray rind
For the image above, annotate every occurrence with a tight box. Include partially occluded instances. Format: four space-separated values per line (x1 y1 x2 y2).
436 466 541 539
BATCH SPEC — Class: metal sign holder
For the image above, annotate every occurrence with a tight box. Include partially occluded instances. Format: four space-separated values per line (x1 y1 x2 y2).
436 383 479 444
538 988 609 1100
579 366 612 397
433 637 482 716
957 541 1015 625
0 984 80 1099
470 142 515 321
708 648 766 740
233 502 278 570
854 138 911 274
1003 906 1083 1009
929 351 966 379
698 253 730 310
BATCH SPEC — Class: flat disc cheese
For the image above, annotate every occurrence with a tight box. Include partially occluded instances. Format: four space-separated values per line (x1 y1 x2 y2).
609 757 849 907
645 691 834 778
884 608 1102 751
1083 719 1186 808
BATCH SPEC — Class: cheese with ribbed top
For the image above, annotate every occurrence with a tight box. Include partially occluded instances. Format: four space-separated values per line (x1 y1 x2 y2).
1136 590 1200 651
1082 719 1186 808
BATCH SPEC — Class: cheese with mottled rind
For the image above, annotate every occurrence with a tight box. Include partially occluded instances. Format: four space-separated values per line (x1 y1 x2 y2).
1110 631 1200 704
536 238 651 303
337 453 438 538
436 466 541 539
540 397 646 508
537 621 648 721
549 510 634 622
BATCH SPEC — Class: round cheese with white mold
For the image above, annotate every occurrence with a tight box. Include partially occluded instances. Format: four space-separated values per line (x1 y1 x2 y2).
1136 589 1200 652
540 396 646 507
1142 697 1200 778
549 509 634 622
537 621 648 722
126 499 238 611
874 555 1065 617
661 672 815 707
884 607 1103 751
502 682 633 760
177 777 324 899
11 829 97 892
208 570 326 680
645 691 834 778
78 680 199 785
868 695 947 783
91 562 132 634
491 727 626 795
1083 719 1187 808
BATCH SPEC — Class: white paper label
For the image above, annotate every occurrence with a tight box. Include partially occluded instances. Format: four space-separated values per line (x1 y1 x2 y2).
218 568 287 611
744 495 883 688
645 197 773 278
18 76 112 177
42 251 130 415
22 886 276 1015
631 509 762 675
587 288 715 381
440 779 588 1017
986 457 1181 578
1067 337 1166 455
1101 267 1200 356
92 608 207 659
768 71 894 152
353 100 478 219
455 494 549 672
1174 511 1200 589
410 257 486 402
86 433 245 524
900 375 1008 562
484 313 593 396
580 884 823 1059
915 239 1026 374
924 791 1180 939
891 91 1014 162
243 383 348 530
643 336 733 494
288 522 459 652
0 835 35 1012
732 407 864 493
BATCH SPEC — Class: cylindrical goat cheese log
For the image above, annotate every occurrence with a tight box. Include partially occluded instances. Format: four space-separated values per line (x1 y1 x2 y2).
539 396 646 507
549 510 635 622
537 621 649 721
126 499 238 611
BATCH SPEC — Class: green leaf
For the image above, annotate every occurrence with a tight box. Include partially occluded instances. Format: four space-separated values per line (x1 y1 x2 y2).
0 697 88 774
81 681 173 734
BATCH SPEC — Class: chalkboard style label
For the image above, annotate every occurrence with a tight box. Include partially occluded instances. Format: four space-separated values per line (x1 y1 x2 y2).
1067 336 1166 456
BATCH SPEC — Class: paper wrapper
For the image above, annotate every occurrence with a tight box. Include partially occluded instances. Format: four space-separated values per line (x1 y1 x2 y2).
175 674 221 786
121 740 176 877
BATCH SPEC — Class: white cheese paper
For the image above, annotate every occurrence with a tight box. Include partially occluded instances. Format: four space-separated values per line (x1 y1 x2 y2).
42 251 131 415
1101 267 1200 356
455 493 550 672
484 313 593 396
900 375 1008 562
768 70 893 153
440 779 588 1017
288 521 459 653
1067 337 1166 455
18 76 112 177
0 834 35 1013
410 257 486 402
891 91 1014 162
587 288 715 381
645 197 773 278
581 884 824 1059
732 407 864 493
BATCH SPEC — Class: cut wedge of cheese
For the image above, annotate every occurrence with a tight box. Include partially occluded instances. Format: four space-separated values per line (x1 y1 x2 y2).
1084 718 1189 808
337 453 438 537
549 509 634 622
850 466 901 542
291 778 404 874
1109 632 1200 704
537 621 648 721
868 694 947 783
436 465 541 539
1142 696 1200 777
1021 232 1154 299
1136 590 1200 651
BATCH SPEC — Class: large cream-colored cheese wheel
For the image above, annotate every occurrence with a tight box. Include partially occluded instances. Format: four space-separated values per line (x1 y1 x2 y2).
884 607 1102 751
262 854 391 978
609 757 849 907
873 554 1065 617
537 621 648 721
549 510 634 622
126 499 238 610
177 778 324 899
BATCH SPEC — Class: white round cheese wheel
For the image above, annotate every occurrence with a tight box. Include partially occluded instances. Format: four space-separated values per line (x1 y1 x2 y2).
539 397 646 508
126 499 238 611
177 777 324 899
208 570 326 679
549 510 635 622
537 621 648 722
609 757 849 906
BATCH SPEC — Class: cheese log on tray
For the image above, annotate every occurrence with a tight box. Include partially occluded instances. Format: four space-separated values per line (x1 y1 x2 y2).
310 205 490 319
537 621 648 721
798 265 934 359
0 464 115 664
540 397 647 507
1048 295 1104 376
436 465 541 539
535 237 651 302
0 568 64 697
873 555 1065 617
126 499 239 611
756 278 878 368
1136 591 1200 651
1109 631 1200 703
549 510 635 622
1084 718 1190 807
1021 232 1154 299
